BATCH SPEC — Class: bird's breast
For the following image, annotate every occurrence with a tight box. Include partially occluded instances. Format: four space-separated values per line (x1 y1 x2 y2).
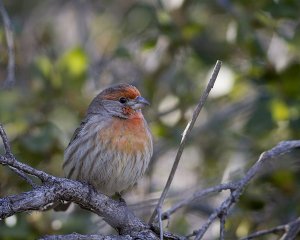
98 115 152 155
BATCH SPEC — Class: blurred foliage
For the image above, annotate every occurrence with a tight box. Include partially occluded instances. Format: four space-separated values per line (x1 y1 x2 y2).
1 0 300 239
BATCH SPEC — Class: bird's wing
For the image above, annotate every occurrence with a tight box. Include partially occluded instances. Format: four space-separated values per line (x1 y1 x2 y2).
67 118 88 147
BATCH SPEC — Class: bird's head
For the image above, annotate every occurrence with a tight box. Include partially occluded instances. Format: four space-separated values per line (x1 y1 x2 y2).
87 84 150 118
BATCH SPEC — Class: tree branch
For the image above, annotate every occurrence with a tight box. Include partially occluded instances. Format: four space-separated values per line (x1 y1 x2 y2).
219 210 226 240
161 183 237 220
240 225 286 240
191 140 300 239
0 124 38 187
0 152 55 183
0 123 12 154
240 217 300 240
0 164 166 239
281 217 300 240
149 60 222 224
8 166 37 188
40 233 130 240
0 176 146 233
0 0 15 88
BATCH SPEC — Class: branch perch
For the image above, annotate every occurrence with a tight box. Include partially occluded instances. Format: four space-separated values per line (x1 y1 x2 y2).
40 233 130 240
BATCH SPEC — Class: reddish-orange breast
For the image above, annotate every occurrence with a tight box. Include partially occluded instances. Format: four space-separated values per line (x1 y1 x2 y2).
99 112 149 154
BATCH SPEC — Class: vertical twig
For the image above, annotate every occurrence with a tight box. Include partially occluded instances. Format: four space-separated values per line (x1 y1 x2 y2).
148 60 222 224
219 213 226 240
0 124 37 187
0 0 15 88
158 206 163 240
0 123 11 154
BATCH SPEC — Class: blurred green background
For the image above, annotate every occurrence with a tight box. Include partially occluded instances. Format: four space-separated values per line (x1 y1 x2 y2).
1 0 300 239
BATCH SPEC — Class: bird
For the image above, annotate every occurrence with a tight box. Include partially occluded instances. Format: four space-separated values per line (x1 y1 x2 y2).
56 84 153 209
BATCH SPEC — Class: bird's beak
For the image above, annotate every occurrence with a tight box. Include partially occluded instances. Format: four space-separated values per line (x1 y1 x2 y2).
129 96 150 110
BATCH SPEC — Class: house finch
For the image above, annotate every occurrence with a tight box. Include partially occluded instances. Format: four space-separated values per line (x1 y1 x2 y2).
62 84 153 200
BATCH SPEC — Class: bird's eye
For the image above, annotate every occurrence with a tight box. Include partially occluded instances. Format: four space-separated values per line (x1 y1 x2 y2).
119 97 127 104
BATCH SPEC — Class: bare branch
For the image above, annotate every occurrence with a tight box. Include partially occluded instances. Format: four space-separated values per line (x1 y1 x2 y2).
240 225 286 240
0 124 54 183
150 225 185 240
0 124 38 187
240 217 300 240
149 60 222 224
0 0 15 88
192 140 300 240
8 166 37 188
162 183 237 220
0 151 55 183
219 211 226 240
0 123 12 154
39 233 130 240
158 206 163 240
1 170 188 239
281 217 300 240
0 173 164 239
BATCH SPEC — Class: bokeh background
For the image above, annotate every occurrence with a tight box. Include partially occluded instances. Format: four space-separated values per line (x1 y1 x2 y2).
1 0 300 239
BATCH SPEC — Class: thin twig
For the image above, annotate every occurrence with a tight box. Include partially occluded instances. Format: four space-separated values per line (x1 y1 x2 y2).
150 224 185 240
8 166 37 188
158 206 163 240
0 154 55 183
0 124 11 154
240 225 286 240
0 127 35 187
0 0 15 88
162 183 237 220
219 211 226 240
194 203 225 240
0 124 54 183
149 60 222 224
240 217 300 240
192 141 300 240
0 126 36 186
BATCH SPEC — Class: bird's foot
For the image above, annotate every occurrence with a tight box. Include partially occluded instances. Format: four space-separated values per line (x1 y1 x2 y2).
114 192 127 205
